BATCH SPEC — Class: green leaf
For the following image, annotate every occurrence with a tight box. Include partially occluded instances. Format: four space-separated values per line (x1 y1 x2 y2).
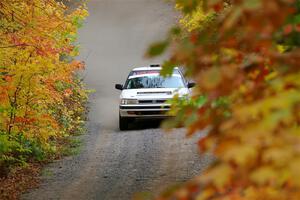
132 192 154 200
161 61 177 77
184 111 198 126
146 40 169 57
170 26 182 36
293 14 300 24
0 107 5 113
176 0 200 14
194 95 207 108
242 0 262 10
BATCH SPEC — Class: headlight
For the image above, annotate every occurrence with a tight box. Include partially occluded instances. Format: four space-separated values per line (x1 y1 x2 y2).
121 99 138 105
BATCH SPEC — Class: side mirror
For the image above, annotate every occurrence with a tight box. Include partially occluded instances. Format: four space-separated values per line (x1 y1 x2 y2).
187 82 196 88
115 84 123 90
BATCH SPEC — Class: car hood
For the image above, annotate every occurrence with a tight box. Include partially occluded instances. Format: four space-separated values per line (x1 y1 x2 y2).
120 88 190 99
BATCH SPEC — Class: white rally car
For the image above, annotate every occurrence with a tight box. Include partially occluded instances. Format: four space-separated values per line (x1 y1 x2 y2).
115 64 195 130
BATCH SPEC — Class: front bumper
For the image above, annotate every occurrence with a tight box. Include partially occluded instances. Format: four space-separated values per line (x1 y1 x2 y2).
119 104 172 118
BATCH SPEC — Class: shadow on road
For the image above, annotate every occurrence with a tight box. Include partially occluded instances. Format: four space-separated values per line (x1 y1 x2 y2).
127 119 163 131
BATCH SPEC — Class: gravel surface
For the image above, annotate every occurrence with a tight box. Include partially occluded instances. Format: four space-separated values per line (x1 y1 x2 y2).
22 1 212 199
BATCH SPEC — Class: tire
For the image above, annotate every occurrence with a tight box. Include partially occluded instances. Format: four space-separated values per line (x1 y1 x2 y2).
119 115 129 131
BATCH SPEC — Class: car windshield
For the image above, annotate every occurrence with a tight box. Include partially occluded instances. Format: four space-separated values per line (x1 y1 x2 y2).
125 74 185 89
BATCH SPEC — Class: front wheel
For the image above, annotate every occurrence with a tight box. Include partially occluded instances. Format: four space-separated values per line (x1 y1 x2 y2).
119 115 129 131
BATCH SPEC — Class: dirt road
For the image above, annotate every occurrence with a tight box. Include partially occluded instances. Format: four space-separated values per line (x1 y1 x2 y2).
22 1 211 199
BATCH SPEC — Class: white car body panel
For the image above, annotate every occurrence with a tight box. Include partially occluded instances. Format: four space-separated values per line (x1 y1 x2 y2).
119 88 190 118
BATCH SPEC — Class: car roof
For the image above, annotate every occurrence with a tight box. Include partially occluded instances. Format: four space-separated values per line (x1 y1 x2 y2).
132 65 178 71
132 67 161 71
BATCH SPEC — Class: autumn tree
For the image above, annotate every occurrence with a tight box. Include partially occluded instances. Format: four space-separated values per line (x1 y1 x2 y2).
0 0 88 174
148 0 300 199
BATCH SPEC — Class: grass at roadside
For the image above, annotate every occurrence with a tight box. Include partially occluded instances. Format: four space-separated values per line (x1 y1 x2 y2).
60 137 83 157
0 129 87 200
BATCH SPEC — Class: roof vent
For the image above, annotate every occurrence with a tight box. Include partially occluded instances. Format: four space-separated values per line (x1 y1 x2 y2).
150 64 160 68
